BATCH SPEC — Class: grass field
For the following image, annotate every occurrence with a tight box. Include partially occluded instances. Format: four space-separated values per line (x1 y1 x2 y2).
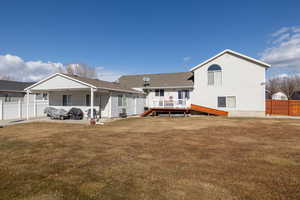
0 117 300 200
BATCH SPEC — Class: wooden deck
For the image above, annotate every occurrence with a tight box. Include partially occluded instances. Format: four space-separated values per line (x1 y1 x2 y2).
141 104 228 117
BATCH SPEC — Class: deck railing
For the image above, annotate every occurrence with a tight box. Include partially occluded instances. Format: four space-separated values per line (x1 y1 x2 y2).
150 99 189 108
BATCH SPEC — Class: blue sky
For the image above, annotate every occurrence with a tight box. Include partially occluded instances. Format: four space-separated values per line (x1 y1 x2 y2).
0 0 300 81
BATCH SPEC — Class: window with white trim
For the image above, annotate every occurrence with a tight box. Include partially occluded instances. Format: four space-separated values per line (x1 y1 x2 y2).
218 96 236 108
155 89 164 97
4 94 11 102
86 94 90 106
178 90 190 99
208 64 222 86
118 94 127 107
62 95 72 106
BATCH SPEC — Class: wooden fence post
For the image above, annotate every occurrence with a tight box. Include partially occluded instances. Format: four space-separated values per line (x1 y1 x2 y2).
270 100 273 115
288 100 290 116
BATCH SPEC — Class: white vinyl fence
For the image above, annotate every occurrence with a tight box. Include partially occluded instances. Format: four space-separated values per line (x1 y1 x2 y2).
0 100 48 120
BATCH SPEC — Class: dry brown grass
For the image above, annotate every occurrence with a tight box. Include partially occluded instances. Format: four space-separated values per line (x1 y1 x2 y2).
0 116 300 200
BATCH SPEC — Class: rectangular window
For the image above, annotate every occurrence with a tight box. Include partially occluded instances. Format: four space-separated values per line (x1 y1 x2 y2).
36 93 48 100
218 96 226 107
178 90 189 99
155 89 160 96
118 94 127 107
42 93 48 100
226 96 236 108
160 89 164 97
208 71 214 85
178 91 183 99
208 71 222 86
155 89 164 97
215 71 222 86
86 94 90 106
118 95 123 106
184 90 190 99
122 95 127 107
217 96 236 108
62 95 72 106
5 95 11 102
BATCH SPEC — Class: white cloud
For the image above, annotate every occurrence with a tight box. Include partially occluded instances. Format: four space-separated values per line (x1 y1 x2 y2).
0 54 63 82
277 73 289 78
0 54 124 82
95 66 124 82
261 26 300 72
183 56 191 62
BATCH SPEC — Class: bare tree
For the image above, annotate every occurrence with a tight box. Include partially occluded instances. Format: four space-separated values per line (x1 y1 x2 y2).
64 63 96 78
278 75 300 100
266 77 281 97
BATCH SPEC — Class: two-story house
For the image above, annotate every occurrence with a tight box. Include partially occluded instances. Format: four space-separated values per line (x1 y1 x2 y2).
119 49 270 117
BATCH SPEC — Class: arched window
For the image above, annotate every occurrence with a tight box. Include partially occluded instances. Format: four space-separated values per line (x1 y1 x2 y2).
207 64 222 86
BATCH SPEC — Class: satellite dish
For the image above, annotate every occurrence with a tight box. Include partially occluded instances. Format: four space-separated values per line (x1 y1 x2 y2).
143 77 150 82
143 76 150 86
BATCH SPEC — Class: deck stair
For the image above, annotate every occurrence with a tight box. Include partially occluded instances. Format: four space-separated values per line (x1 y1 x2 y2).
141 109 155 117
190 104 228 116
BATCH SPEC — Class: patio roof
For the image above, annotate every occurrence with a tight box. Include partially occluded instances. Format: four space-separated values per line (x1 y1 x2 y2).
25 73 143 94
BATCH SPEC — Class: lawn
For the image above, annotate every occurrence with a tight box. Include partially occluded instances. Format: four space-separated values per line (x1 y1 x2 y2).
0 117 300 200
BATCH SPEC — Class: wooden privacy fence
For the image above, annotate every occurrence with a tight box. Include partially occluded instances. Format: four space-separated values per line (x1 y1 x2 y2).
266 100 300 116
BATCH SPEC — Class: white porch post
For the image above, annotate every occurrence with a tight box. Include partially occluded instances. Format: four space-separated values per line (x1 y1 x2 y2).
109 92 112 118
134 96 137 115
34 93 37 117
90 88 94 119
26 90 30 120
0 100 3 120
18 99 22 119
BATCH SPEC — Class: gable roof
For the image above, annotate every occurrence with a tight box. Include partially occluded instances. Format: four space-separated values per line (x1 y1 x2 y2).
62 73 141 93
0 80 34 92
25 73 142 93
119 72 194 89
190 49 271 71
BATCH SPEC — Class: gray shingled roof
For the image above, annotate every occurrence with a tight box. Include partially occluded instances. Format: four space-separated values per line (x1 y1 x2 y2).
119 72 194 89
0 80 34 92
62 74 142 93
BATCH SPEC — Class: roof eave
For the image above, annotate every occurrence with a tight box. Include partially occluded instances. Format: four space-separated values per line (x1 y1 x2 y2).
190 49 271 72
24 73 97 91
141 86 194 89
96 86 144 94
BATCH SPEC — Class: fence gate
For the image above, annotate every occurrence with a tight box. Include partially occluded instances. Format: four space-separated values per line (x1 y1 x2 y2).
266 100 300 116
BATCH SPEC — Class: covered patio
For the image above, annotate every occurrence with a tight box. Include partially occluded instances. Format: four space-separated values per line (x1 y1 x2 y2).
25 73 145 120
